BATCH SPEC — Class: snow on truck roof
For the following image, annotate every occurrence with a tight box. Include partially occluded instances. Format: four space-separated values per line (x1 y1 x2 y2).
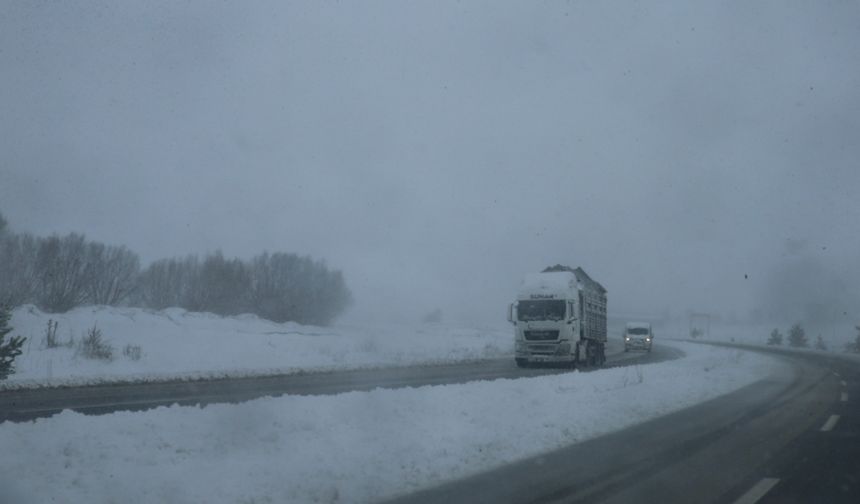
518 266 607 298
519 271 577 297
542 265 607 294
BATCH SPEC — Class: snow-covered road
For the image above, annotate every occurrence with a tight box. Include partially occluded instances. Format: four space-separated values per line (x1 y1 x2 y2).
0 341 785 504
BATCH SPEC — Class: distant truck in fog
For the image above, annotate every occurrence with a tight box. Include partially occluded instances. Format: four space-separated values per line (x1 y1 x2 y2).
507 265 607 368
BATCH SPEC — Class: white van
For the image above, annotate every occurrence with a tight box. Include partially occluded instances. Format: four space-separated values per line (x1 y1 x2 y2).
624 322 653 352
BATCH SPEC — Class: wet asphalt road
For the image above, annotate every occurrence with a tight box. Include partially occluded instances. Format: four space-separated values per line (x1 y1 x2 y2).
383 342 859 504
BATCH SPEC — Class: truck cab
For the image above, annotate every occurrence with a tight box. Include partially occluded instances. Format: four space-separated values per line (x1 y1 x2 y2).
509 294 579 367
624 322 653 352
508 267 607 368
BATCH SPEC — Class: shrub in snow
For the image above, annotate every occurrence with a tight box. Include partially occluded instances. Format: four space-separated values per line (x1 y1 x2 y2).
690 328 703 339
814 335 828 351
77 324 113 361
766 328 783 346
42 319 60 348
787 323 807 348
123 344 142 361
0 305 26 380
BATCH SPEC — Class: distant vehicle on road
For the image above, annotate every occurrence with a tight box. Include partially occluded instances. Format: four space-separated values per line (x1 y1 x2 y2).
624 322 653 352
507 265 607 368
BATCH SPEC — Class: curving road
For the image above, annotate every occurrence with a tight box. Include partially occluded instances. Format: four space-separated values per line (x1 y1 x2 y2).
0 339 680 424
5 340 852 502
383 342 859 504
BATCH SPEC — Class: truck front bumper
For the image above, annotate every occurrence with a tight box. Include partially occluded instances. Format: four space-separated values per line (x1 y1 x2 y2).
516 341 574 362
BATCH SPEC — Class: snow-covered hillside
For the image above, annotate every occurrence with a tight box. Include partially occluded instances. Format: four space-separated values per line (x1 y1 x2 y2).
0 342 785 504
4 305 512 389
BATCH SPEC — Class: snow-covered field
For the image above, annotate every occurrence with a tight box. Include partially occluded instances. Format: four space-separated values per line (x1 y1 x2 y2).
4 305 512 389
0 341 785 504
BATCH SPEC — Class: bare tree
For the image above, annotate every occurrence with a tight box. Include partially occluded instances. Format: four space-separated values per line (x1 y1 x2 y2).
193 251 251 315
35 234 89 312
249 252 351 324
0 232 39 306
83 242 140 305
137 255 199 310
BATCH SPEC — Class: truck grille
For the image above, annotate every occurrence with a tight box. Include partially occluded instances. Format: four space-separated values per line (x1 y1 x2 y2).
528 344 556 354
524 330 559 341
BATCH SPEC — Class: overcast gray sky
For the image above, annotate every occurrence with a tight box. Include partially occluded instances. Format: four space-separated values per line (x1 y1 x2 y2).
2 1 859 325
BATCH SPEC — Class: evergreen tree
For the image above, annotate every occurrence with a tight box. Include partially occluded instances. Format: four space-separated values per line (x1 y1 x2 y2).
0 305 27 380
814 335 827 351
787 323 808 348
766 328 783 346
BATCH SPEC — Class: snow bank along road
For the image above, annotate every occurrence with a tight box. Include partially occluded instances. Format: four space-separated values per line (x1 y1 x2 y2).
0 339 679 423
387 342 860 504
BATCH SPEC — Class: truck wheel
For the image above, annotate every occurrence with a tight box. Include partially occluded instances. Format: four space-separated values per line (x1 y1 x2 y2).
586 343 596 367
515 358 529 368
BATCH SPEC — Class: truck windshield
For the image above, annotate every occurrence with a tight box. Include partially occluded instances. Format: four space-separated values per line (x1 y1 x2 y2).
627 327 650 335
517 300 566 322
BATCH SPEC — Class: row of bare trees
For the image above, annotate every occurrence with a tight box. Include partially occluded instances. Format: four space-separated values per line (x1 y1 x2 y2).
0 232 139 312
136 251 352 325
0 213 352 325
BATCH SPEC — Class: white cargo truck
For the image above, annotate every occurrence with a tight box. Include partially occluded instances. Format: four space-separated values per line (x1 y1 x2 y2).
507 265 607 368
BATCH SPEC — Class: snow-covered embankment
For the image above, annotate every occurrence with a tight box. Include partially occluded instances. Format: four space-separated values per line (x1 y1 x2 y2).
5 305 512 389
